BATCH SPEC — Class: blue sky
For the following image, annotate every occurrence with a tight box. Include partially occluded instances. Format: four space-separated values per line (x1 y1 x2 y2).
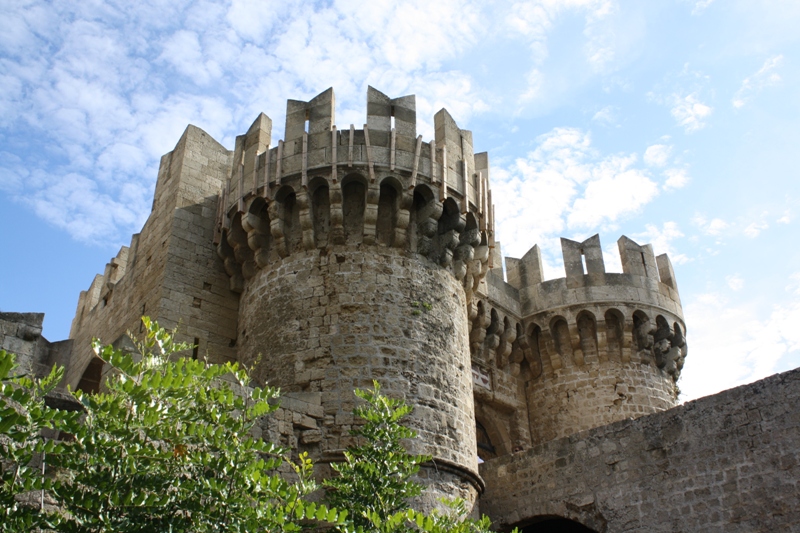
2 0 799 401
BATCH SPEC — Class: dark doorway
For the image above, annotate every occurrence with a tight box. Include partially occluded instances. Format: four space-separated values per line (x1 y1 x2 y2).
519 517 598 533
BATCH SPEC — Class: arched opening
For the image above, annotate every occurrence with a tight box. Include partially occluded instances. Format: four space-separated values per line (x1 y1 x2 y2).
376 179 400 246
309 179 331 249
476 420 496 462
462 212 480 248
275 186 302 253
76 357 105 394
576 311 598 361
342 177 366 245
410 185 435 254
603 309 624 362
517 517 599 533
229 212 255 279
550 317 572 365
526 323 544 379
438 197 461 235
245 197 271 265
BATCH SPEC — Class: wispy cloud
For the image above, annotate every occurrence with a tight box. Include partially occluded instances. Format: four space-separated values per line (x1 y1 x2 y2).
643 144 672 167
732 55 784 109
670 93 712 133
691 0 715 16
681 273 800 400
494 126 660 263
1 0 486 245
592 105 617 125
726 274 744 291
663 168 690 190
693 215 729 236
633 221 689 264
744 221 769 238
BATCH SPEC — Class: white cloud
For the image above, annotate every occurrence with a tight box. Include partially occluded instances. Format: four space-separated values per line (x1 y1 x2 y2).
732 55 784 109
494 126 660 264
744 221 768 238
663 168 690 190
0 0 487 245
568 155 660 228
159 30 221 86
225 0 282 42
519 68 545 103
643 144 672 167
592 105 617 125
691 0 715 15
726 274 744 291
632 221 689 264
507 0 619 71
693 216 729 236
680 275 800 401
602 241 623 273
670 93 712 132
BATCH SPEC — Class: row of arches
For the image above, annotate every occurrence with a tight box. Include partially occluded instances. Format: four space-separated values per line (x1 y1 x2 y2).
469 302 687 383
218 173 490 299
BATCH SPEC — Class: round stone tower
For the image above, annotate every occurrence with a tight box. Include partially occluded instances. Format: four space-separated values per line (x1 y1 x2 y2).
505 234 687 446
215 87 494 507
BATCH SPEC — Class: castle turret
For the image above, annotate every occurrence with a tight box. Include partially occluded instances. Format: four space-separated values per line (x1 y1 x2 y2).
217 87 494 508
505 234 686 445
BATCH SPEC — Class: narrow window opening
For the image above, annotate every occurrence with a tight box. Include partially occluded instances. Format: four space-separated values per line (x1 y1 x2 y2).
390 107 396 131
304 109 310 133
580 253 587 275
641 251 647 268
192 338 199 360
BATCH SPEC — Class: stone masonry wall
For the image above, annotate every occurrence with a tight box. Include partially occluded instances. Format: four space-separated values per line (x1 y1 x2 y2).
1 312 73 380
66 125 238 389
237 245 479 508
525 357 675 446
479 367 800 532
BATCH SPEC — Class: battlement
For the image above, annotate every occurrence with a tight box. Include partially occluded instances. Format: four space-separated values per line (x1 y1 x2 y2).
215 87 498 304
506 234 682 319
221 87 491 229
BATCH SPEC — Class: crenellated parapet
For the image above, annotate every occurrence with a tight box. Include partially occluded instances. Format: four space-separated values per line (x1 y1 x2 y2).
503 234 686 380
214 87 496 304
492 234 687 446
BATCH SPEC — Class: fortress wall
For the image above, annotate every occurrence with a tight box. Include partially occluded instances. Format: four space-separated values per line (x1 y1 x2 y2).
479 368 800 533
66 125 238 388
1 313 50 377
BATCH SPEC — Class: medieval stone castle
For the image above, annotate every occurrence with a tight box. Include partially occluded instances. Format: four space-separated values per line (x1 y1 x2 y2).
3 88 798 532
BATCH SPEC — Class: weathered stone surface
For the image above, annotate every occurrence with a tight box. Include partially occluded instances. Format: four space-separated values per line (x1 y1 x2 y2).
480 367 800 532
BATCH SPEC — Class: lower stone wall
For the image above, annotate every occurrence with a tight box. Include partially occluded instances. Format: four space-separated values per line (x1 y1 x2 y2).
525 359 676 446
479 367 800 532
1 312 73 380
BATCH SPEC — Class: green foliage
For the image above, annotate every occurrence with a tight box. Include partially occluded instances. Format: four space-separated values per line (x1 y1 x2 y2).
324 382 429 532
2 319 506 533
324 382 502 533
0 350 81 531
47 317 343 533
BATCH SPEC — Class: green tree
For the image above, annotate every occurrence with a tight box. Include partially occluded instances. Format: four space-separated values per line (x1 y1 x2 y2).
0 350 80 531
48 318 341 533
324 382 500 533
